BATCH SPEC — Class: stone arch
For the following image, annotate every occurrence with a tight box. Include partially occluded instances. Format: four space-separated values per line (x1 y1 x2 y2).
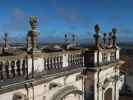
104 88 112 100
60 90 83 100
101 77 114 100
51 86 83 100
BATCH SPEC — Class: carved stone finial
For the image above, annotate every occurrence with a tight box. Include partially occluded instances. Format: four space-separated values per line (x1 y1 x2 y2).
112 28 117 48
4 33 8 38
109 32 112 37
108 32 113 48
94 24 101 50
2 33 9 54
65 34 67 38
65 34 68 42
94 24 100 33
103 33 107 48
27 16 39 52
112 28 117 35
29 16 38 30
4 33 8 49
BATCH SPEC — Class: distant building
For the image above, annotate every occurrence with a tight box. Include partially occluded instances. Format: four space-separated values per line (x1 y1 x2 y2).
0 17 124 100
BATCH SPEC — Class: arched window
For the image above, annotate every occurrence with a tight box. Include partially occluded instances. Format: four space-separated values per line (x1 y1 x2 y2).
11 61 15 78
16 60 21 76
0 62 3 80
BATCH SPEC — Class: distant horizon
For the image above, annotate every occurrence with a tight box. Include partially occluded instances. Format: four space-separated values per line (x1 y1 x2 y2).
0 0 133 43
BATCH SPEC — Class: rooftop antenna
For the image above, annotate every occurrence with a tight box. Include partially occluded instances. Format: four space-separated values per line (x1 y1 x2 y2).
64 34 68 43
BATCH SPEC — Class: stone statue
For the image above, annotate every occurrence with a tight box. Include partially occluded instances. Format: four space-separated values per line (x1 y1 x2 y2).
29 16 38 30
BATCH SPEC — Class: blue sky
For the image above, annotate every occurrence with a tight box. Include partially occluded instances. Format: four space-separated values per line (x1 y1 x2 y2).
0 0 133 43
